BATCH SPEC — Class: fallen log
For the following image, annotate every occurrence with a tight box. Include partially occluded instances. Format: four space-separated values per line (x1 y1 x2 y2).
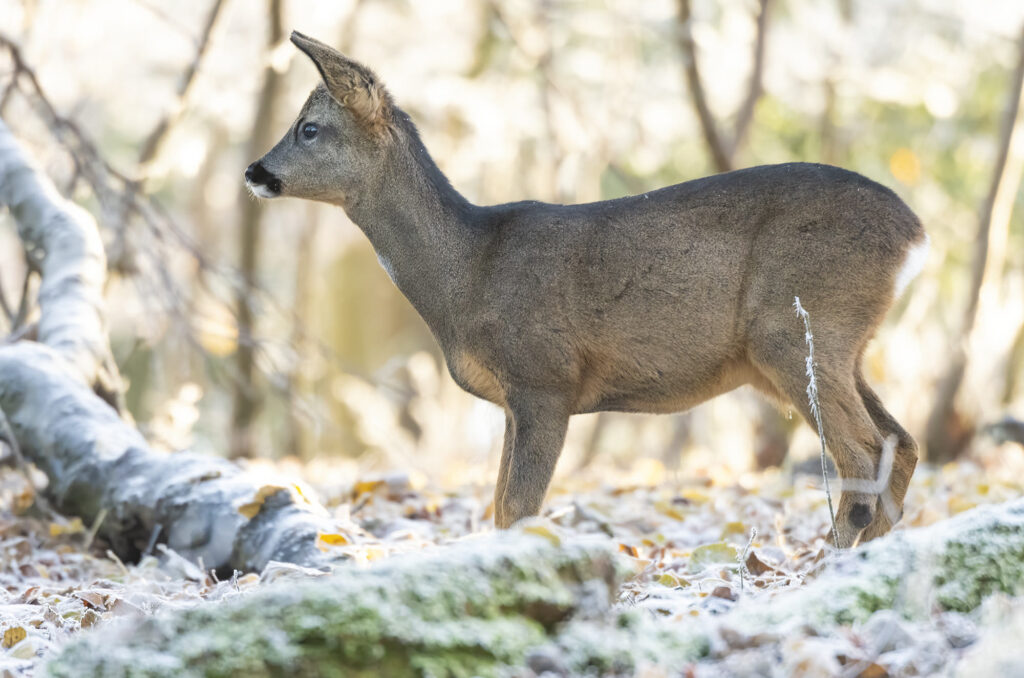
0 118 350 572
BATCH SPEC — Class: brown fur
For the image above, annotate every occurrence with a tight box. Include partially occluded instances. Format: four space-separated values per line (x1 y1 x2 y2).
246 32 927 547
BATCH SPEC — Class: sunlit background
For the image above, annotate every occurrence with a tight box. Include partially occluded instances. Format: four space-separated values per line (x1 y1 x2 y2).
1 0 1023 498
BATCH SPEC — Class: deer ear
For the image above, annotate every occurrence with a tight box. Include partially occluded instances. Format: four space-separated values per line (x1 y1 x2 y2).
290 31 393 133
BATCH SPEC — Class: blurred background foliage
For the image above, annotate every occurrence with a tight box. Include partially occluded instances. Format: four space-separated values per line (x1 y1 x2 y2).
1 0 1022 491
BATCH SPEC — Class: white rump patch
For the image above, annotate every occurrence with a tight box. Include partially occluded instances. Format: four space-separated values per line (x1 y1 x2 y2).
893 234 929 298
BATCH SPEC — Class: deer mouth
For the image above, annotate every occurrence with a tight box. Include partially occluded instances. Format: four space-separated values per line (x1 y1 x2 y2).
244 162 283 198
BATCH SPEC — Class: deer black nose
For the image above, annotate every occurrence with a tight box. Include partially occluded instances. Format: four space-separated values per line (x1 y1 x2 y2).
244 162 281 194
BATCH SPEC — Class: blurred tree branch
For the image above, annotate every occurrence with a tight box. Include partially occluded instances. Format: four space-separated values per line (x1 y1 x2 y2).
925 23 1024 463
136 0 228 177
676 0 771 172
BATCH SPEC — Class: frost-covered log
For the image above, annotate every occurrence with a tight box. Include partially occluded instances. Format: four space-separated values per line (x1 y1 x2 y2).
43 501 1024 677
43 532 702 678
0 119 350 572
0 343 349 572
0 118 120 402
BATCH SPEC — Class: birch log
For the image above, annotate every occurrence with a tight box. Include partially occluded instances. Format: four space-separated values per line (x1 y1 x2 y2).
0 118 347 572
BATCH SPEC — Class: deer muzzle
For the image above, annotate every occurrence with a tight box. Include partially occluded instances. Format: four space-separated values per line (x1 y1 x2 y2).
244 161 282 198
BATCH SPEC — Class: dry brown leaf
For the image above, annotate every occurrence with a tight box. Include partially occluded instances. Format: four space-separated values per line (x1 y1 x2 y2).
711 585 737 601
73 590 106 610
744 550 781 577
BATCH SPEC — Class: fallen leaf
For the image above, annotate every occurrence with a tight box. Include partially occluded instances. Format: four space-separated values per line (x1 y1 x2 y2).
711 586 737 601
689 542 738 573
744 550 780 577
237 485 289 519
317 532 350 549
856 662 889 678
522 524 561 546
2 626 26 649
73 591 106 610
49 517 84 537
720 521 746 539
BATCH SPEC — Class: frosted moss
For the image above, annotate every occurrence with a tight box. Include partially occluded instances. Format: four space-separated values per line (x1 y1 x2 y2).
45 533 688 678
44 501 1024 677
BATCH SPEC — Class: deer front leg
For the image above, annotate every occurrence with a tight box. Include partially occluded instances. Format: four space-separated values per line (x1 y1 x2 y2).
493 414 515 529
494 392 570 529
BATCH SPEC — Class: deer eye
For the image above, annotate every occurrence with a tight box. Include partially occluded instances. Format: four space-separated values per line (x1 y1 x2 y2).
302 123 318 140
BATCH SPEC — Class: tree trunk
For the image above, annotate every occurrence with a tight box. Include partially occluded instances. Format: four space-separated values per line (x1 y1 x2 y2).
231 0 285 459
925 24 1024 463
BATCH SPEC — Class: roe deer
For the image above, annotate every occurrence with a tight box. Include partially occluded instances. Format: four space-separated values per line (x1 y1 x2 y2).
246 32 929 547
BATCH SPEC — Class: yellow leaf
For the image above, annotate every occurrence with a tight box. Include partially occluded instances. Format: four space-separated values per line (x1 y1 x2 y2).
618 543 639 558
654 501 686 521
679 488 709 503
657 573 689 588
948 496 975 515
353 480 385 497
238 485 289 519
2 626 26 649
49 517 84 537
689 542 739 573
522 524 561 546
720 521 746 539
317 532 350 548
14 487 34 514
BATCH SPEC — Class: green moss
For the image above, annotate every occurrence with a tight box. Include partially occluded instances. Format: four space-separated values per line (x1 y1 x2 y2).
46 533 673 678
934 521 1024 612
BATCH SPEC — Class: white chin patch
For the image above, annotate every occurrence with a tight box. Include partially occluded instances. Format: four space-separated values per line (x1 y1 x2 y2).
893 233 930 298
247 182 279 199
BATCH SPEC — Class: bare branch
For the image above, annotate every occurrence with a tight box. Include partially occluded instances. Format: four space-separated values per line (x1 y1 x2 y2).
136 0 228 175
728 0 770 158
676 0 772 172
676 0 732 172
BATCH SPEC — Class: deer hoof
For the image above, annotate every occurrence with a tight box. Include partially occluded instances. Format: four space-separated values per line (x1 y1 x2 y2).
849 502 873 529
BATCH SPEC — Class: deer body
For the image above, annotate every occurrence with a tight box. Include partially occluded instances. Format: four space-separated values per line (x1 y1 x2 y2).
247 32 928 547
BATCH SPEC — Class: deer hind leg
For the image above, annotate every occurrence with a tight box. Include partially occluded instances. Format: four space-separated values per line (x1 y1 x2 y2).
494 391 570 529
749 335 885 548
855 372 918 542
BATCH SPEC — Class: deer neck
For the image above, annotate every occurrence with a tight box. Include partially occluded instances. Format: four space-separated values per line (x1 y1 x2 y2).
342 126 480 346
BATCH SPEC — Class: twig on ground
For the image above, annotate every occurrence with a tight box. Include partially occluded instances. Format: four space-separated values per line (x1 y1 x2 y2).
84 508 107 550
739 526 758 594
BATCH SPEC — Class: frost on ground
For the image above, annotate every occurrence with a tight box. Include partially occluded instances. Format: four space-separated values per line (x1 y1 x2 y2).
1 445 1023 677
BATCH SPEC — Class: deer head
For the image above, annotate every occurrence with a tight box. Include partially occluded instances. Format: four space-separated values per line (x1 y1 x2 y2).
244 32 396 206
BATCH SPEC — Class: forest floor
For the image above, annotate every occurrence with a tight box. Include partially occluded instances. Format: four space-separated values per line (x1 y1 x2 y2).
0 443 1022 677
